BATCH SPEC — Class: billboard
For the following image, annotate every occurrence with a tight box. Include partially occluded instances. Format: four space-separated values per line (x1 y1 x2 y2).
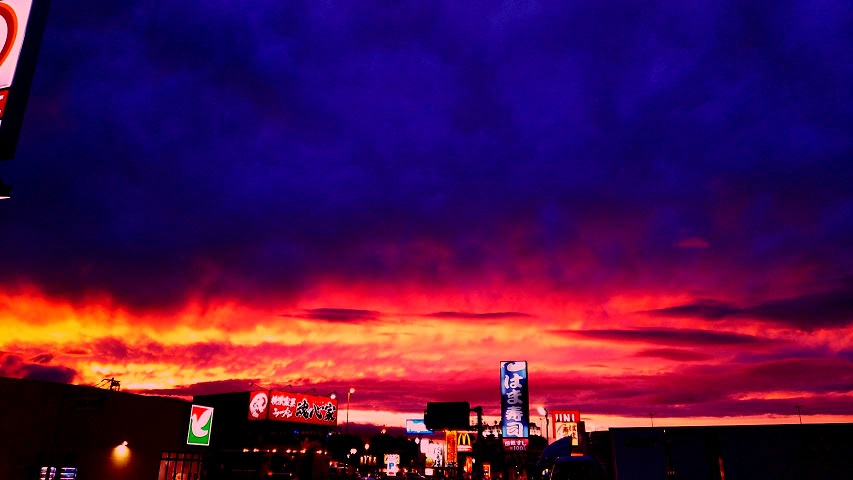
0 0 50 160
187 404 214 446
500 361 530 443
248 390 338 426
424 401 470 430
552 410 580 446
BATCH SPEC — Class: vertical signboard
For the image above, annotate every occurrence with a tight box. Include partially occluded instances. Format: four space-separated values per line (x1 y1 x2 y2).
446 430 458 466
552 410 581 446
500 360 529 448
0 0 50 160
187 404 214 446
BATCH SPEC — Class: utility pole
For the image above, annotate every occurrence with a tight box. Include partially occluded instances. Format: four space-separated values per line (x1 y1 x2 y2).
472 406 484 480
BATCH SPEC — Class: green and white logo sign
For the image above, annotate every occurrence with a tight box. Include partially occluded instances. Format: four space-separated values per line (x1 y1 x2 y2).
187 404 214 446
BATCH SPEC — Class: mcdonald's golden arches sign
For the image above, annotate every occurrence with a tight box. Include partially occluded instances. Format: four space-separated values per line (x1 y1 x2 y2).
457 432 473 452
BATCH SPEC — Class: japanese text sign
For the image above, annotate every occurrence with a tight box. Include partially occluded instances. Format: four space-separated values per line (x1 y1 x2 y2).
500 361 529 439
552 409 581 446
248 390 338 426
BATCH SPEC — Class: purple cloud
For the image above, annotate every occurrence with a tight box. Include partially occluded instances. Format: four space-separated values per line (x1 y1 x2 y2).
281 308 383 323
642 284 853 330
424 311 534 320
551 328 778 347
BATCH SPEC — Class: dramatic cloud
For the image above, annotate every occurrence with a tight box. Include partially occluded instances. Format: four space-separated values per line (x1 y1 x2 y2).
289 308 383 323
424 312 534 320
1 0 852 428
633 349 716 362
551 328 779 348
643 285 853 330
0 354 77 384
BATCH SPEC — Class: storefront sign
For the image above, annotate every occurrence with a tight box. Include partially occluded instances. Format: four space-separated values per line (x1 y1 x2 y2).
187 404 214 446
446 430 458 465
552 410 581 446
248 390 338 426
248 390 269 420
457 432 474 452
502 438 528 451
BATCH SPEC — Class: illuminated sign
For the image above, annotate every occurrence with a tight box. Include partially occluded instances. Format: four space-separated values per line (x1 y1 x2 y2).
502 438 528 451
552 410 581 446
446 430 457 466
248 390 338 426
248 390 269 420
187 404 214 446
406 418 434 434
0 0 49 160
457 432 474 452
500 361 530 440
385 454 400 476
423 441 444 468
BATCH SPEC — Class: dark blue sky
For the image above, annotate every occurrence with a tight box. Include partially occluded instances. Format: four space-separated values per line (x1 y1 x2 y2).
1 1 852 426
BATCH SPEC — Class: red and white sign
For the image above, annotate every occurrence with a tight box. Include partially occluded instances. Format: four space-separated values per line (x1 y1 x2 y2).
0 89 8 118
248 391 270 420
0 0 33 91
248 390 339 426
502 438 528 451
552 410 581 446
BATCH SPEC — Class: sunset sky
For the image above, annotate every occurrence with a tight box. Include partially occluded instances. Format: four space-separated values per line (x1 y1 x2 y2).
2 1 853 432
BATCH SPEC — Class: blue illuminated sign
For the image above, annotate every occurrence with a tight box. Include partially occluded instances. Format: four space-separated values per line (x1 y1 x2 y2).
500 361 529 439
406 418 434 434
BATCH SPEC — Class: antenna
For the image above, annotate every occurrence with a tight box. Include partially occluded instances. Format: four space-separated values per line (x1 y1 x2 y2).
96 377 121 391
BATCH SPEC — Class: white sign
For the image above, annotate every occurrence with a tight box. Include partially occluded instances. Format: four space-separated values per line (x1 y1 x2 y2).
385 454 400 476
0 0 33 89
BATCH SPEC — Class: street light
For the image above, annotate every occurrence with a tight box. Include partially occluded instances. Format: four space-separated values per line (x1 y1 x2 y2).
346 387 355 435
0 179 11 199
537 406 549 443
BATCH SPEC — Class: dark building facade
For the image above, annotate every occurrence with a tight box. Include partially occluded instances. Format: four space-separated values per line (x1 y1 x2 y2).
601 423 853 480
193 390 339 480
0 377 201 480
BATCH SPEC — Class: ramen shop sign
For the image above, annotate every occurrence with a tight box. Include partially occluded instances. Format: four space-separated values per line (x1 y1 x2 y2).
248 390 339 426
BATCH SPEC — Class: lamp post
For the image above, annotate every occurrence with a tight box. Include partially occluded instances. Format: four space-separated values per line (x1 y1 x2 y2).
537 407 549 443
346 387 355 435
0 179 11 200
